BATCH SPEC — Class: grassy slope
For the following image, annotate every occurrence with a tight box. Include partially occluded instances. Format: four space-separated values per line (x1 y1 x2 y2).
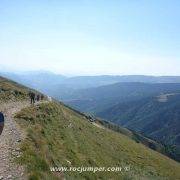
0 76 29 101
15 102 180 180
95 119 167 153
0 76 45 105
0 76 42 102
97 95 180 161
97 95 180 141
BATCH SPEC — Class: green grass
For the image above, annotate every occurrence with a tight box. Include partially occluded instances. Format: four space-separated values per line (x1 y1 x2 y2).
0 76 43 102
95 118 179 161
0 76 29 101
15 102 180 180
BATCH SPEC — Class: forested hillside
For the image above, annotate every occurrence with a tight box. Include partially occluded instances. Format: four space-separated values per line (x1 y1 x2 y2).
64 82 180 113
97 94 180 161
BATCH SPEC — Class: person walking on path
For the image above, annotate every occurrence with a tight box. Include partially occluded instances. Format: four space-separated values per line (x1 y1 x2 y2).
40 94 44 101
29 92 35 104
36 94 40 102
0 112 4 135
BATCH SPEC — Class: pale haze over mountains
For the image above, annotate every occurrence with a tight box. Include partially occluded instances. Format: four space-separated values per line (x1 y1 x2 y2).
1 1 180 75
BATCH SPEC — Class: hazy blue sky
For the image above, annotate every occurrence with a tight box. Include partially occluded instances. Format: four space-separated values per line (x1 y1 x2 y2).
0 0 180 75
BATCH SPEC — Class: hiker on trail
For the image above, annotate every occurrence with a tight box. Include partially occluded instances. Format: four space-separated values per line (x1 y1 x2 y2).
29 92 35 104
36 94 40 102
40 95 44 101
0 112 4 135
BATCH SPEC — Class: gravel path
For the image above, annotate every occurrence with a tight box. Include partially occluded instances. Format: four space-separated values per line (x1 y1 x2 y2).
0 101 29 180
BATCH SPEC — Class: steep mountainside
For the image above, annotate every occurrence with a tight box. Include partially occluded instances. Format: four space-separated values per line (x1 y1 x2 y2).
1 76 180 179
97 94 180 161
15 102 180 179
97 94 180 145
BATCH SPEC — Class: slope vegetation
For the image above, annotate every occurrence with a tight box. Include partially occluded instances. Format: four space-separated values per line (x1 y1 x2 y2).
15 101 180 179
0 76 28 102
0 76 45 179
97 94 180 161
1 76 180 179
0 76 40 102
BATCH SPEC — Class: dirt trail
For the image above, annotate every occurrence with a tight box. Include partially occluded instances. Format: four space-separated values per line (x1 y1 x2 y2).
91 122 105 129
0 101 30 180
0 101 49 180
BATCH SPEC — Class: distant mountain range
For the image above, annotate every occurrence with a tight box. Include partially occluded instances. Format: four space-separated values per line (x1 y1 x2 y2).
63 82 180 112
0 71 66 91
2 71 180 99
